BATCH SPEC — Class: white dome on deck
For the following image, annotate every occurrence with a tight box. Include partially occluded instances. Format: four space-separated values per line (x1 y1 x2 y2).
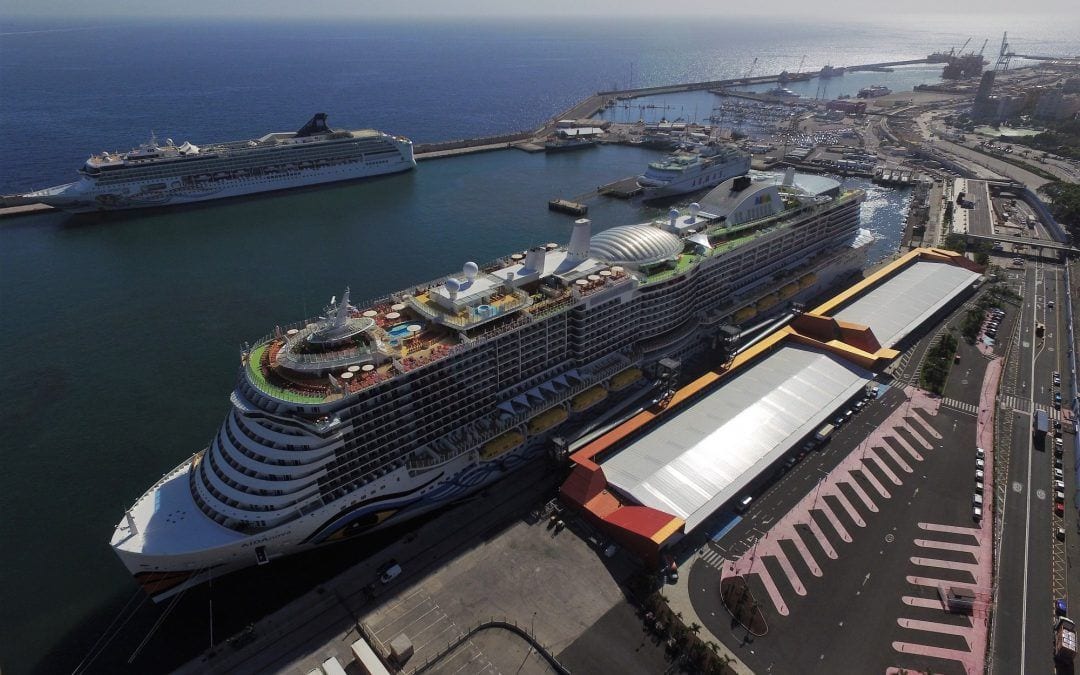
589 224 683 266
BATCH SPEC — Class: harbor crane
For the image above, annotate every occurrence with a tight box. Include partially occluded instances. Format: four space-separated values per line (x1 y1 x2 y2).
977 38 989 57
995 32 1012 71
956 37 972 56
745 57 758 80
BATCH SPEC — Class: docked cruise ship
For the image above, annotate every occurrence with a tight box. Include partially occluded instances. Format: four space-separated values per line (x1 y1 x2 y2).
111 170 869 600
637 143 751 200
22 114 415 212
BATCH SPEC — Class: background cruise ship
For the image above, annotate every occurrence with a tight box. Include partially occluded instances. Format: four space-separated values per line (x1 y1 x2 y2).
111 169 869 600
21 114 415 212
636 143 752 200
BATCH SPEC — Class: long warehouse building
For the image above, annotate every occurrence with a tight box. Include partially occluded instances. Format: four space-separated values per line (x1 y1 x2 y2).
560 248 983 563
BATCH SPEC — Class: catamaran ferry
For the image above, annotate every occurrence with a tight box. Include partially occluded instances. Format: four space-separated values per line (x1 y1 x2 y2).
21 114 415 212
111 169 869 600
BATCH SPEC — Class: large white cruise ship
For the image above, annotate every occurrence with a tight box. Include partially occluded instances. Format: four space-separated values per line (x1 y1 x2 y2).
637 143 751 200
111 170 869 600
22 114 415 213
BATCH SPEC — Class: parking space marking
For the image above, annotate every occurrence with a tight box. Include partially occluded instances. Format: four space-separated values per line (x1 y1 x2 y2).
865 449 903 486
887 432 923 463
877 443 913 474
909 557 981 579
897 617 973 638
830 487 867 528
907 409 944 440
913 539 980 557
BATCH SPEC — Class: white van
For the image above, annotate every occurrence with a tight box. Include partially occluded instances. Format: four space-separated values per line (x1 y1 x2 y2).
379 563 402 584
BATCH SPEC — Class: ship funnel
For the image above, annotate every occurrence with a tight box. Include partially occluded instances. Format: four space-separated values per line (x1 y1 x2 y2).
668 208 679 231
522 246 547 274
568 218 591 262
783 167 796 186
688 203 700 223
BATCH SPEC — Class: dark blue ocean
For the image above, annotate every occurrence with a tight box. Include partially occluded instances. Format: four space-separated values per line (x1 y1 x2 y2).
1 14 1078 675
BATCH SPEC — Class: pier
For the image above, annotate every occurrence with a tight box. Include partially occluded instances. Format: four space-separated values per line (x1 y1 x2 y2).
0 56 934 219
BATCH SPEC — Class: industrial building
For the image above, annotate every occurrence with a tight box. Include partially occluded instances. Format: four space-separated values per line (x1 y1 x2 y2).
559 248 983 564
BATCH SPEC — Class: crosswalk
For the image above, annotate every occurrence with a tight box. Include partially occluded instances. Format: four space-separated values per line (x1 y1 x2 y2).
941 397 978 415
998 394 1063 420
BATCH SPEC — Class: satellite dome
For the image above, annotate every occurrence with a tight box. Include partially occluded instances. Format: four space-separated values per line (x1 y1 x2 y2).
589 224 683 266
445 278 461 293
463 261 479 280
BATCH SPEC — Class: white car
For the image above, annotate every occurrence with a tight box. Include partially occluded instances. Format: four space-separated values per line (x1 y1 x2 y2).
973 505 983 521
976 458 985 470
976 447 985 460
976 469 985 482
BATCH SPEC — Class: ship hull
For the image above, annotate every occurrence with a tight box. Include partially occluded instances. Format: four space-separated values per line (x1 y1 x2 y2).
28 154 415 213
639 155 751 201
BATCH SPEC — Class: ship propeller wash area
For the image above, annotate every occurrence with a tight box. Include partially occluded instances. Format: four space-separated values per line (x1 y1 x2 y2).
559 248 983 564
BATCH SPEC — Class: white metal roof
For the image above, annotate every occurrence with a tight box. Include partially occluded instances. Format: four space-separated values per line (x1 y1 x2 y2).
602 344 873 531
831 260 981 347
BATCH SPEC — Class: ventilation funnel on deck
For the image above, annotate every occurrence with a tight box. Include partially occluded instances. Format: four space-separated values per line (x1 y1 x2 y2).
568 218 592 262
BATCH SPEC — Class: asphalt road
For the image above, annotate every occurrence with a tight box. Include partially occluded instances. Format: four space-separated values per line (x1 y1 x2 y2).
992 260 1067 674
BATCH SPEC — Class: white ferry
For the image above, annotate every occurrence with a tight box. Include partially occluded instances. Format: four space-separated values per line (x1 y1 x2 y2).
637 143 752 200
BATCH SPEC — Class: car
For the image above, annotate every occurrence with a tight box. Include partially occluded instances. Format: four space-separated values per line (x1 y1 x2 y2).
973 493 984 507
734 494 753 514
973 505 983 521
1054 392 1063 404
834 416 845 427
1055 503 1064 517
1055 491 1066 504
975 447 985 460
1055 480 1066 491
1054 420 1062 430
379 562 402 584
604 544 618 558
663 554 678 582
1054 469 1064 480
1048 300 1054 309
975 458 985 469
976 469 985 482
986 330 997 338
854 400 866 411
975 481 984 494
844 410 854 421
1056 459 1064 470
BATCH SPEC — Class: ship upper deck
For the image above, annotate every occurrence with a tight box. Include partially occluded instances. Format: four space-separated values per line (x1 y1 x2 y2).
240 174 860 406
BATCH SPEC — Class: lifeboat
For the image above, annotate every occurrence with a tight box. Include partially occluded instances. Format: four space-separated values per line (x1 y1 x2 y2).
570 386 608 413
480 431 524 461
779 282 800 299
756 293 779 310
734 306 757 323
527 407 568 435
609 367 643 392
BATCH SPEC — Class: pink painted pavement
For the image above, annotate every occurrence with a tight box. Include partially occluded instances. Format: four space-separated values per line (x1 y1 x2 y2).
721 386 940 616
889 356 1002 675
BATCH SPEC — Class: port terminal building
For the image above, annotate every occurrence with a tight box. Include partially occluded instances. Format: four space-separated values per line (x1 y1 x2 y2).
559 248 983 564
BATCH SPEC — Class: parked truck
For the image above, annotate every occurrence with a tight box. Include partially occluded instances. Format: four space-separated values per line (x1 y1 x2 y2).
814 423 836 443
1056 617 1076 662
1034 409 1049 439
